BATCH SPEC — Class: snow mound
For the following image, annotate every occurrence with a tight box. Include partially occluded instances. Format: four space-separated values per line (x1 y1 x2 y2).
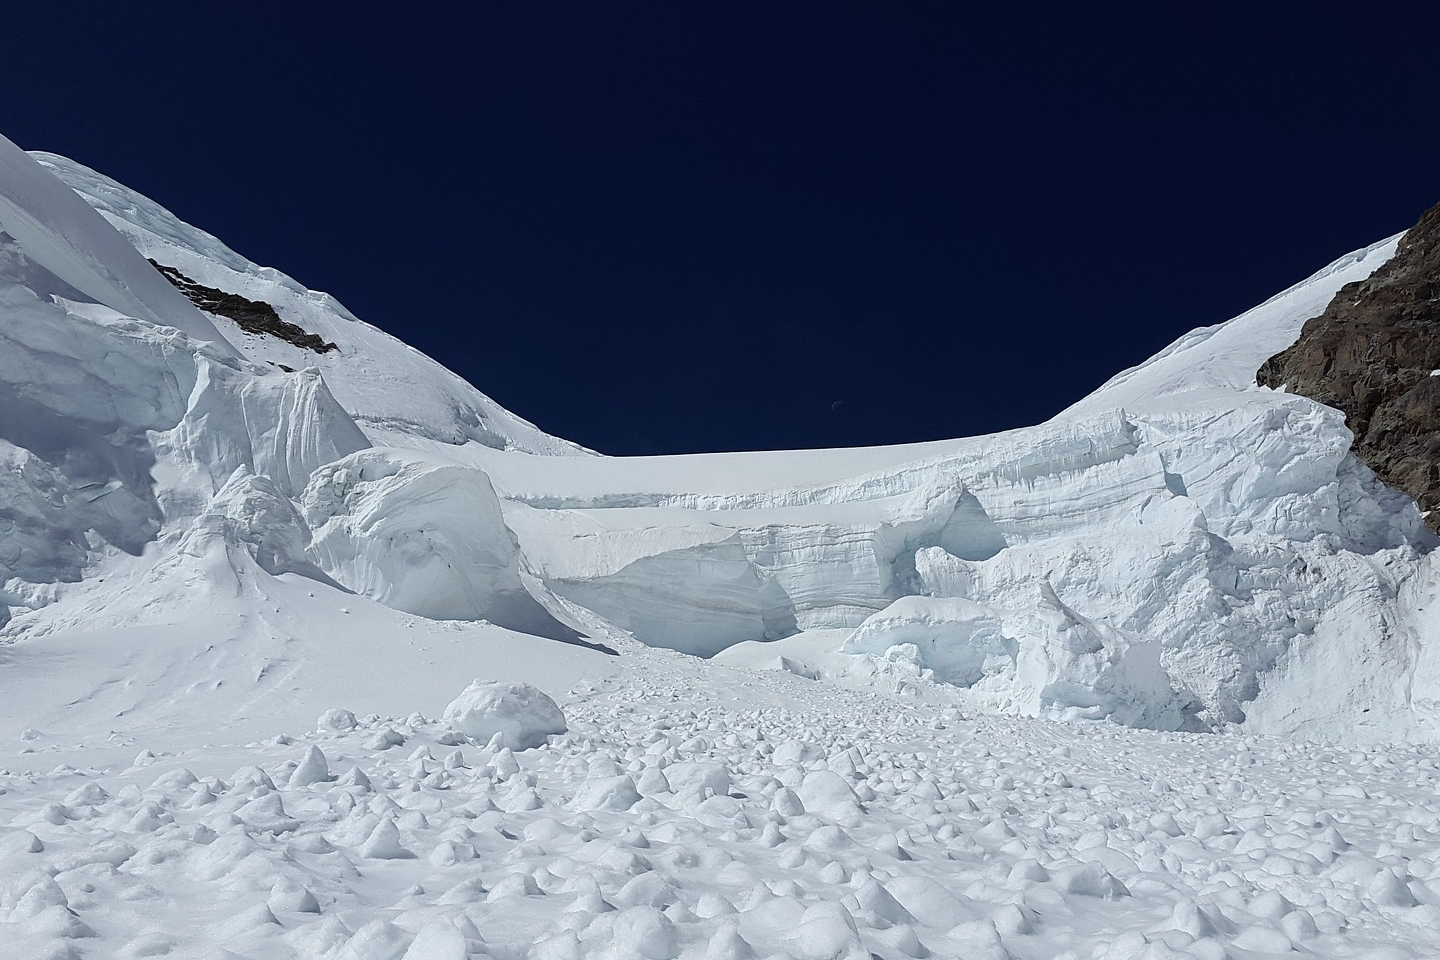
844 587 1198 730
1012 582 1197 729
442 679 568 749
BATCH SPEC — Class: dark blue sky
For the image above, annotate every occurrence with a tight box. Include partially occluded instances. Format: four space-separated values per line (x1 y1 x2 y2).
8 5 1439 454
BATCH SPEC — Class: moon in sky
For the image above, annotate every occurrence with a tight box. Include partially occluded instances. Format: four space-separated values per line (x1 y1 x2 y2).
831 400 845 413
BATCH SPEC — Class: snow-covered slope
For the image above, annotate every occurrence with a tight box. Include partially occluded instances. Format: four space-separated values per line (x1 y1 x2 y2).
5 142 1440 960
1061 233 1404 418
4 142 1437 744
30 152 589 458
0 135 234 355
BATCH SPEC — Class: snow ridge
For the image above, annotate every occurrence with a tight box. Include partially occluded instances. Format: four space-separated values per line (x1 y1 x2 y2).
0 135 234 353
31 151 591 458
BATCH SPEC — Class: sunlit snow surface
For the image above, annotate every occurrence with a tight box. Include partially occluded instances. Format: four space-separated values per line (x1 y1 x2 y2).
5 644 1440 959
3 144 1440 958
31 152 589 458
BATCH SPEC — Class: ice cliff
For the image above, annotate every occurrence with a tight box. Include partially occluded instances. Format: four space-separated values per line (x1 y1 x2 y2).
1 135 1436 742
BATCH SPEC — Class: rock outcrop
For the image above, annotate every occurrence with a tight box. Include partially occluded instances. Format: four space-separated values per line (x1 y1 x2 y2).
150 259 339 354
1258 200 1440 531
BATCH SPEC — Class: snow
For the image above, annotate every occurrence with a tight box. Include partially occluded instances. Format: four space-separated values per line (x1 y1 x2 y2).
1059 232 1401 418
842 595 1016 686
0 134 234 354
841 587 1197 729
2 142 1440 957
468 385 1432 737
442 680 568 750
30 152 588 458
5 645 1440 958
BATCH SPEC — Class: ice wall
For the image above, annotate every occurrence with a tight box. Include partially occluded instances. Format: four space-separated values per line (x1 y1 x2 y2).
0 152 367 625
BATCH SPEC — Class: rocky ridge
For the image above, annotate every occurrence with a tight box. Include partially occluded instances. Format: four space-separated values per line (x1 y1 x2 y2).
1258 200 1440 531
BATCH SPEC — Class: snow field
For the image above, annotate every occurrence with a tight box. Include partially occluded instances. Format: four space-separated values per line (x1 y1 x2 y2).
3 646 1439 960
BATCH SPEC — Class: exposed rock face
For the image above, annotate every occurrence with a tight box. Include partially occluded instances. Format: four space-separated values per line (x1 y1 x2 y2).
149 259 338 354
1258 200 1440 532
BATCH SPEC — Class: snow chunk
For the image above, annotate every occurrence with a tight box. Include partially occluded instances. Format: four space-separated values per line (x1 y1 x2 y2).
572 775 641 812
318 708 359 733
797 771 863 822
843 596 1014 686
442 680 567 750
611 905 680 960
1011 583 1197 730
338 919 413 960
287 745 333 788
359 818 414 860
401 923 468 960
785 901 865 960
662 762 730 798
303 449 569 637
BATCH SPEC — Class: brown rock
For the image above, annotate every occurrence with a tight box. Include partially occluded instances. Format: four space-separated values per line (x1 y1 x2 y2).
1257 199 1440 532
149 260 338 354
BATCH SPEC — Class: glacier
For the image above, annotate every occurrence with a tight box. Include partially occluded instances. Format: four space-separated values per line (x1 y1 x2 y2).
1 137 1437 745
5 136 1440 960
